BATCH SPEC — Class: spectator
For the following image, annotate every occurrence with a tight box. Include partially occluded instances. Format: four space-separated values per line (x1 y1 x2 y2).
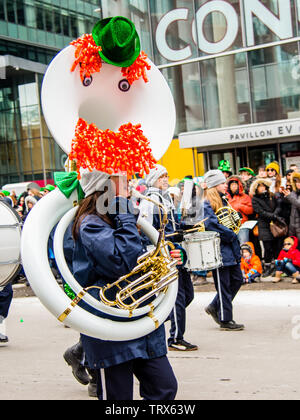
218 160 232 179
226 175 253 244
0 190 13 207
240 242 263 283
257 166 267 178
282 172 300 244
289 164 299 173
266 161 281 193
41 185 56 195
250 178 284 277
281 169 294 189
16 192 28 218
23 196 37 221
272 236 300 284
239 167 255 194
27 187 42 201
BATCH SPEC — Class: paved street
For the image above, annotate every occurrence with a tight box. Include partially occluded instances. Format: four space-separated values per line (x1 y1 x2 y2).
1 289 300 400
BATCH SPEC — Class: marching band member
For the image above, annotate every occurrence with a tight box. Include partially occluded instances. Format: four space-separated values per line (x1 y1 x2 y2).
68 169 178 400
21 13 179 400
203 170 245 331
139 164 198 351
0 284 13 345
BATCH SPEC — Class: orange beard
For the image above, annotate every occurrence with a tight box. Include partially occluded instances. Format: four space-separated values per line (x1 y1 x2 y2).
69 118 157 179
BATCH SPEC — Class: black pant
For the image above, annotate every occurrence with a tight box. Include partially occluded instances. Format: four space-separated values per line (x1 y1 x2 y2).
211 265 243 322
0 284 13 319
96 356 177 400
168 268 194 345
263 239 282 263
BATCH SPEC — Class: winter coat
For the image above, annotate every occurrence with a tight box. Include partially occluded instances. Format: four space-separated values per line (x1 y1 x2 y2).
226 176 253 224
70 198 167 370
240 242 262 277
285 173 300 239
250 178 282 242
277 236 300 267
203 197 241 267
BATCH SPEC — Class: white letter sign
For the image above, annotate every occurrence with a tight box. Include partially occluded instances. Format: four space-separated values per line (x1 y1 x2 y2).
244 0 293 46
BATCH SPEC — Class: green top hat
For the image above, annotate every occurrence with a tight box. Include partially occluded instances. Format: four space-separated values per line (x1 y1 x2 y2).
92 16 141 68
218 160 232 173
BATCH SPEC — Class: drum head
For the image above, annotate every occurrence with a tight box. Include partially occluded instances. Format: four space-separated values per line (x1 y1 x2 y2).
0 200 22 287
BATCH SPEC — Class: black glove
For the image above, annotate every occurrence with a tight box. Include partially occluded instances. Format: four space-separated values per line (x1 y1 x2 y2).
173 230 184 243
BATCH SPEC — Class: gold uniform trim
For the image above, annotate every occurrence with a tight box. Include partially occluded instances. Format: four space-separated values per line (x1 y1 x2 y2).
148 312 159 329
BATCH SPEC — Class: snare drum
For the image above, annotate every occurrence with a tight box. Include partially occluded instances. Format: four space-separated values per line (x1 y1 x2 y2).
182 231 222 272
0 200 22 287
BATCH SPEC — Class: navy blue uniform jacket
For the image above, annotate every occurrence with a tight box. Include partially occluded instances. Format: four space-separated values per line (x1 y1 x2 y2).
203 200 241 266
71 208 167 370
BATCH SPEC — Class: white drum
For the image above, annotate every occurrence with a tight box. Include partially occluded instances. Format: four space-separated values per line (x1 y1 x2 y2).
0 200 22 287
182 231 222 272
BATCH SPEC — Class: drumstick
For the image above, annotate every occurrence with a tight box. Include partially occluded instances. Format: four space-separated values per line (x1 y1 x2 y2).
165 218 208 238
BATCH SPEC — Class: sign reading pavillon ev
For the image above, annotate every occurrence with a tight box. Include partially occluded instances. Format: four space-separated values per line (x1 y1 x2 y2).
156 0 298 61
179 119 300 149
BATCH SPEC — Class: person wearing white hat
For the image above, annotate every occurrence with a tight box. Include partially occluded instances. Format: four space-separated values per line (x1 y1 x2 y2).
202 170 245 331
62 168 178 400
140 165 198 352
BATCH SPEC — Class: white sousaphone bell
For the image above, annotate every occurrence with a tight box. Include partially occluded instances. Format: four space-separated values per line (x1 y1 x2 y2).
20 18 178 341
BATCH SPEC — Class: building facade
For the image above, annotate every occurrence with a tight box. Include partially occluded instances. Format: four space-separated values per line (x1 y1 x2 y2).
0 0 99 187
1 0 300 187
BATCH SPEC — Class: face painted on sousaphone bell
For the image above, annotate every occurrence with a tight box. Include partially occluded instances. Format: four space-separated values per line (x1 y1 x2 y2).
41 16 176 178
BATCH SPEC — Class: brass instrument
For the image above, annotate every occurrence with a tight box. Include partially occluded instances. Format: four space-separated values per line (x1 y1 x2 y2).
215 197 242 234
72 192 179 313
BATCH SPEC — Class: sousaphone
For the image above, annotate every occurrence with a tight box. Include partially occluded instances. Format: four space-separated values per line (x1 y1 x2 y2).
20 20 177 341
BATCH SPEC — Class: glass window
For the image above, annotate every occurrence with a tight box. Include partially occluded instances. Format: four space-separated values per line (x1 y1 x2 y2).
150 0 197 65
70 14 78 38
249 0 296 46
201 52 251 130
161 62 204 136
248 145 277 174
25 1 36 28
195 0 243 55
44 7 53 32
62 12 70 36
0 0 5 21
280 142 300 174
6 0 16 23
36 6 44 30
249 42 300 123
54 11 61 34
209 150 235 172
16 0 25 25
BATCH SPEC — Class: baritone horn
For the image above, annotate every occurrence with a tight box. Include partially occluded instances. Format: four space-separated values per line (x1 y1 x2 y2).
215 198 242 234
63 189 179 315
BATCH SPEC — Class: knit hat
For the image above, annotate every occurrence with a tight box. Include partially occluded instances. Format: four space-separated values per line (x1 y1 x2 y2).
145 164 168 187
203 170 227 189
266 161 280 175
79 169 110 197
